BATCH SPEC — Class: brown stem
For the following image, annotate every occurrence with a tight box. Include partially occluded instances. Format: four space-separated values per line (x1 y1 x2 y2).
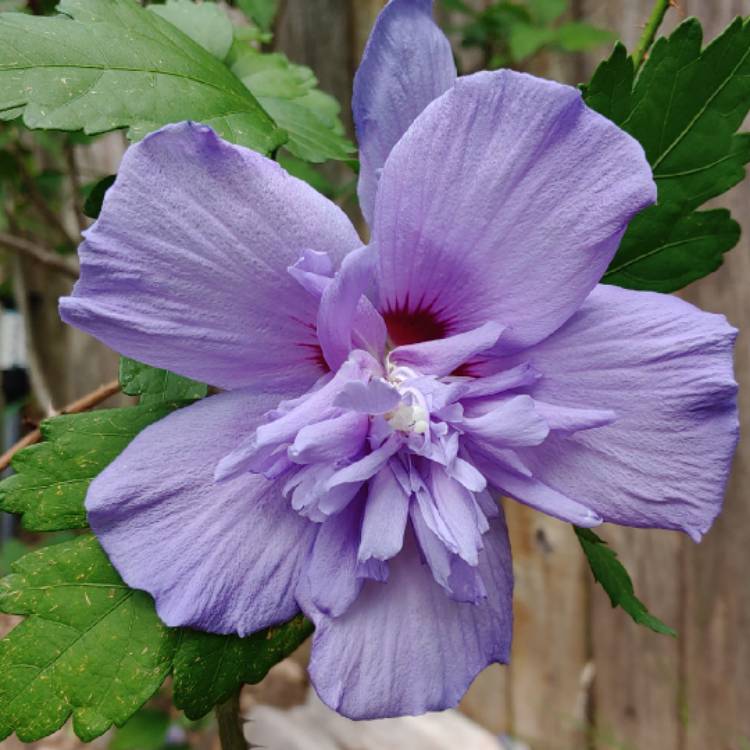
214 689 248 750
0 232 79 279
0 379 121 472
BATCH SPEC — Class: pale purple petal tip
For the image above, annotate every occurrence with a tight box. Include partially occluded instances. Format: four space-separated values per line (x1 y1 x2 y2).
304 500 365 617
317 246 385 370
353 0 457 225
501 284 739 539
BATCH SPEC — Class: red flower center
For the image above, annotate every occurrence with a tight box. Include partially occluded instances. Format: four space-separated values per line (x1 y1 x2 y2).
383 306 447 346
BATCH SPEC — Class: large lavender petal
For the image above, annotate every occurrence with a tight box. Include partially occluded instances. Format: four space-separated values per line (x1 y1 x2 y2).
86 390 318 636
60 123 361 392
374 70 655 351
353 0 456 225
299 517 513 719
506 285 738 540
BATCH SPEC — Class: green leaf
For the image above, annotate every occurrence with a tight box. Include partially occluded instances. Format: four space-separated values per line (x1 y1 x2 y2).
526 0 566 24
0 0 285 153
150 0 234 61
508 23 556 61
237 0 277 32
119 358 208 406
82 173 115 220
574 527 676 636
508 18 611 62
259 96 353 162
231 47 354 162
0 536 177 742
580 42 633 122
230 50 314 99
110 708 170 750
555 21 613 52
603 206 740 292
0 533 313 739
277 151 337 198
440 0 476 15
589 21 750 212
173 615 313 720
0 404 178 531
461 3 530 51
231 22 272 47
638 21 750 211
584 20 750 291
0 538 27 577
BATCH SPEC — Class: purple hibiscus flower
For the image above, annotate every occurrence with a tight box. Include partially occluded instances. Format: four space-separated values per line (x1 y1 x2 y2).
59 0 738 720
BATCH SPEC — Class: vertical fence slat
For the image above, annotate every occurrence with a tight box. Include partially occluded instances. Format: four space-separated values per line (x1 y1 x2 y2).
589 528 682 750
678 5 750 747
506 508 590 749
460 664 512 736
579 3 750 749
275 0 356 132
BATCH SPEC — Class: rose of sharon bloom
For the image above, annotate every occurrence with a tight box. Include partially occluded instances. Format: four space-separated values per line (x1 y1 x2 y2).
60 0 738 720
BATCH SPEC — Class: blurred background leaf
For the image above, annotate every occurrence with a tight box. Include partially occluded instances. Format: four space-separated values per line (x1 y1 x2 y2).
442 0 613 69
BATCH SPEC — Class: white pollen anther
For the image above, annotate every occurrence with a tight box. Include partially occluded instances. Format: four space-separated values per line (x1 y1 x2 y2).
382 357 432 435
386 403 429 434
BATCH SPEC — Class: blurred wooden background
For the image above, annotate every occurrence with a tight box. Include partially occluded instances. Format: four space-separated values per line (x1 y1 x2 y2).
1 1 748 749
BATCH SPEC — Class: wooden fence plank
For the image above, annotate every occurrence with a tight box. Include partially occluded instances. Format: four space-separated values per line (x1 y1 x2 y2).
506 507 590 749
275 0 357 132
588 527 682 750
580 4 750 749
677 5 750 748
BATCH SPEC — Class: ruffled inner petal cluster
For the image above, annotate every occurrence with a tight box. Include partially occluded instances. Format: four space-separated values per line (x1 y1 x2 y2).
209 251 613 618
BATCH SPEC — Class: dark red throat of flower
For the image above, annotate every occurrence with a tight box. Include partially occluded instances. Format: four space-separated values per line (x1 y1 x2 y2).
383 306 479 377
383 307 448 347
